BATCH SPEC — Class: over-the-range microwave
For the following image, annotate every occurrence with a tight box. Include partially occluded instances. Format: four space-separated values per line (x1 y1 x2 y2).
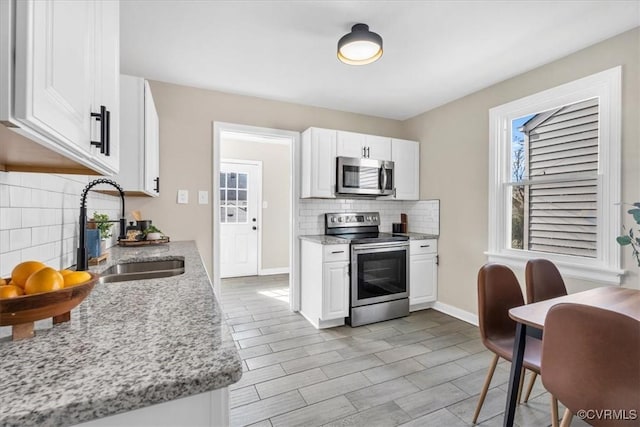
336 156 394 197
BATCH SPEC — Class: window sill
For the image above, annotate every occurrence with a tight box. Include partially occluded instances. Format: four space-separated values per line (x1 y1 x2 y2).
485 251 625 285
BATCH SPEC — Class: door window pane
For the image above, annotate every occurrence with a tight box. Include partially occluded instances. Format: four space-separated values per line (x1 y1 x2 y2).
220 207 226 223
228 173 237 188
237 207 247 223
238 190 247 201
220 173 226 188
220 190 226 202
226 207 237 223
227 190 236 202
238 173 247 189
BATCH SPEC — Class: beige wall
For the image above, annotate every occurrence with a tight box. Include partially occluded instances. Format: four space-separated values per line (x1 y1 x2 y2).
220 138 290 271
125 83 407 277
404 28 640 315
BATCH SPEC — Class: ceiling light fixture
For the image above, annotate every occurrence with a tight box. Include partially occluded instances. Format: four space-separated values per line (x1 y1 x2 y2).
337 23 383 65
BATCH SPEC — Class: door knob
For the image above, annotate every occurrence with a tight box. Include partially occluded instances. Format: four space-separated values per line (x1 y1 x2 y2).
252 218 257 222
252 226 257 230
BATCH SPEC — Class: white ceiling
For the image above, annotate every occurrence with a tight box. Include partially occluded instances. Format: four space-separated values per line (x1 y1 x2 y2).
120 1 640 120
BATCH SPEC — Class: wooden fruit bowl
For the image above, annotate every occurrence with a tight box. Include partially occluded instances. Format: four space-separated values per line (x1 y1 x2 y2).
0 272 99 340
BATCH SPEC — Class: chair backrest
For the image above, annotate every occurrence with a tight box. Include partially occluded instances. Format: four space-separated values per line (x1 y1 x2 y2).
525 259 568 304
477 263 525 344
541 303 640 427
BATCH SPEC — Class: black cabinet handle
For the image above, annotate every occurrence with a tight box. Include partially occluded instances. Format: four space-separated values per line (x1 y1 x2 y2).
105 109 111 156
331 250 345 254
420 244 430 248
90 105 106 154
153 177 160 193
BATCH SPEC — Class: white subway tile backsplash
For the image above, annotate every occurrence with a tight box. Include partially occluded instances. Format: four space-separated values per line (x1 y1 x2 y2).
297 199 439 236
9 228 31 251
0 171 121 277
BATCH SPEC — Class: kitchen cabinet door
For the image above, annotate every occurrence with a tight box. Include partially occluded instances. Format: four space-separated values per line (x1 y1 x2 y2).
7 0 119 175
365 135 391 160
337 130 366 158
90 0 119 173
392 138 419 200
322 261 349 320
410 239 437 308
13 0 94 154
115 76 159 196
301 127 336 198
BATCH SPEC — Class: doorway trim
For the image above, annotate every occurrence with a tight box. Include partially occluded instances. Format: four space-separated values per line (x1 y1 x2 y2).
213 122 300 312
220 158 263 278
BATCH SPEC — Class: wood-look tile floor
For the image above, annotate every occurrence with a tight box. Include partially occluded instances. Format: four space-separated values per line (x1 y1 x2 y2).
221 274 588 427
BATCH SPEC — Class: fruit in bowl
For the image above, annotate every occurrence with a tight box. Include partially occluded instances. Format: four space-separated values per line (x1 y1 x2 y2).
1 261 98 340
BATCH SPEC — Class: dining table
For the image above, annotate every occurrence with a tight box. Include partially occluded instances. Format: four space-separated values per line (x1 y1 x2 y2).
503 286 640 427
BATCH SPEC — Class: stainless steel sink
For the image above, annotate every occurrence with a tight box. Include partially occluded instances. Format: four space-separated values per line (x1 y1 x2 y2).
98 259 185 283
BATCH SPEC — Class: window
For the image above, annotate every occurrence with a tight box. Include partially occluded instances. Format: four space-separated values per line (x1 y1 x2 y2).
219 171 249 223
488 67 623 284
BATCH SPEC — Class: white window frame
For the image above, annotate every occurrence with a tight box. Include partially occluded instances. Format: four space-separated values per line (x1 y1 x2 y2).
487 66 624 284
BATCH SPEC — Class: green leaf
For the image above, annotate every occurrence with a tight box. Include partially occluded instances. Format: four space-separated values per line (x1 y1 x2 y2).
627 208 640 224
617 235 632 245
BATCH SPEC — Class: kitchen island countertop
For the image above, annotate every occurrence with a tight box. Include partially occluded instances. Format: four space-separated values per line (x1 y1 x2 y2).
0 241 242 427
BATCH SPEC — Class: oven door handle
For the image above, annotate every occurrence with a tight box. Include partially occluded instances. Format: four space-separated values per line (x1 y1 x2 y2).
352 242 409 251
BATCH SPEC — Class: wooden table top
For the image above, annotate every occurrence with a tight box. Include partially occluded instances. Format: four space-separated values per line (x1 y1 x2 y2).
509 286 640 329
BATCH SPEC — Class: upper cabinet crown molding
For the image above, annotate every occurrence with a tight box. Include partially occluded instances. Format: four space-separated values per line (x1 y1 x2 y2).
0 0 120 175
111 75 160 197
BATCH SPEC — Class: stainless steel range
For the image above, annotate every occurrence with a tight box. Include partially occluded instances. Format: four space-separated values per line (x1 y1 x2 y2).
325 212 409 326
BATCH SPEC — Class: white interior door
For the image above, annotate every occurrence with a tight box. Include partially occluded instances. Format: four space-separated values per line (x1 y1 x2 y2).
220 162 260 278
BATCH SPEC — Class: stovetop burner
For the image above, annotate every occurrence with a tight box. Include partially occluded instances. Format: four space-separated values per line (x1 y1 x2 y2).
325 212 409 244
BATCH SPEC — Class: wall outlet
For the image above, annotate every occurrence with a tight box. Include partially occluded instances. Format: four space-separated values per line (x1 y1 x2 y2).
198 190 209 205
177 190 189 204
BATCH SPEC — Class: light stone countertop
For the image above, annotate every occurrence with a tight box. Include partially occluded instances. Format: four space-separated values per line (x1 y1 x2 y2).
0 241 242 427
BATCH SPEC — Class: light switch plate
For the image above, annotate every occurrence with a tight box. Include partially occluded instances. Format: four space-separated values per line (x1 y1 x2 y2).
177 190 189 204
198 190 209 205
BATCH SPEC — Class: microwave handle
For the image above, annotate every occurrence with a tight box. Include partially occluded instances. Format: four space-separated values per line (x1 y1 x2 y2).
381 166 388 191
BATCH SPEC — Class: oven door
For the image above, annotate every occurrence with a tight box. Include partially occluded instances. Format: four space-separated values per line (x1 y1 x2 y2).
351 241 409 307
337 157 394 196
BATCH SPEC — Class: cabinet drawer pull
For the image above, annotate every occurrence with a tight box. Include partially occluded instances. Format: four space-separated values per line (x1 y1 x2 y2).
420 244 430 248
153 177 160 193
105 109 111 156
331 250 345 254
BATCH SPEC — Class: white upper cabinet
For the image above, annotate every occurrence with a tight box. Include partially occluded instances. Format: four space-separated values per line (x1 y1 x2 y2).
115 75 159 196
301 127 336 198
336 130 391 160
391 138 420 200
1 0 119 175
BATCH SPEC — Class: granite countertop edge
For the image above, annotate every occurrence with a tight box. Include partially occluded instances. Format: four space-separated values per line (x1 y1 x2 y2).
0 241 242 427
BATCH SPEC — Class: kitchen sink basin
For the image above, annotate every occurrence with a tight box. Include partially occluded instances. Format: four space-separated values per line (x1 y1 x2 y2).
98 259 185 283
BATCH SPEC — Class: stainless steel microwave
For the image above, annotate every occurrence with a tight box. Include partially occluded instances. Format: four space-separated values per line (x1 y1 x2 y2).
336 156 394 196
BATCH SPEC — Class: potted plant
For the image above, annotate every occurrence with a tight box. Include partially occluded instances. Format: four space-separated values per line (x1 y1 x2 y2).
617 202 640 267
93 212 113 254
143 225 163 241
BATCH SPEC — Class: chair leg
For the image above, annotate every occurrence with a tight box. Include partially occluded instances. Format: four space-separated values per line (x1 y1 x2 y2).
517 367 526 403
472 353 499 424
523 372 537 402
559 408 573 427
550 395 559 427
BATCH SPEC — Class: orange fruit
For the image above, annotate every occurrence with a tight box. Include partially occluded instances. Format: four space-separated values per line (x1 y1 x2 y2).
59 269 74 277
63 271 92 287
24 267 64 295
11 261 46 289
0 285 24 299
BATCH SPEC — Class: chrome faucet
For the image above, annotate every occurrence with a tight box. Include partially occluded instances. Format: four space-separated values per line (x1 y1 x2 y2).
77 179 126 271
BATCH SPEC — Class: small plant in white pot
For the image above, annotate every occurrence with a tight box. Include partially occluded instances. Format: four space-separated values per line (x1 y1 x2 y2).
144 225 163 241
93 212 113 254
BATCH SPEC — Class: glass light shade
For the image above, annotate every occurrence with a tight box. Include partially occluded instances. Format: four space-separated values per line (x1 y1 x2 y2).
337 23 383 65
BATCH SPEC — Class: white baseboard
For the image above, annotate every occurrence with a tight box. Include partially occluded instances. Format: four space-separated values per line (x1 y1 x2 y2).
432 301 479 326
259 267 290 276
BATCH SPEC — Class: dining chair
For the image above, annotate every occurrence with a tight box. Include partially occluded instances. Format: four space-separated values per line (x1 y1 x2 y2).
522 258 569 404
541 303 640 427
474 263 559 426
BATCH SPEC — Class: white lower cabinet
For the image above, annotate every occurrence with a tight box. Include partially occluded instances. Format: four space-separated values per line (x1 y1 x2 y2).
74 387 229 427
409 239 438 310
300 240 349 328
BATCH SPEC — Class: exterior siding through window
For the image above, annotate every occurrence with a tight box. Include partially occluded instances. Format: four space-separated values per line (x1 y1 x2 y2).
522 98 599 258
